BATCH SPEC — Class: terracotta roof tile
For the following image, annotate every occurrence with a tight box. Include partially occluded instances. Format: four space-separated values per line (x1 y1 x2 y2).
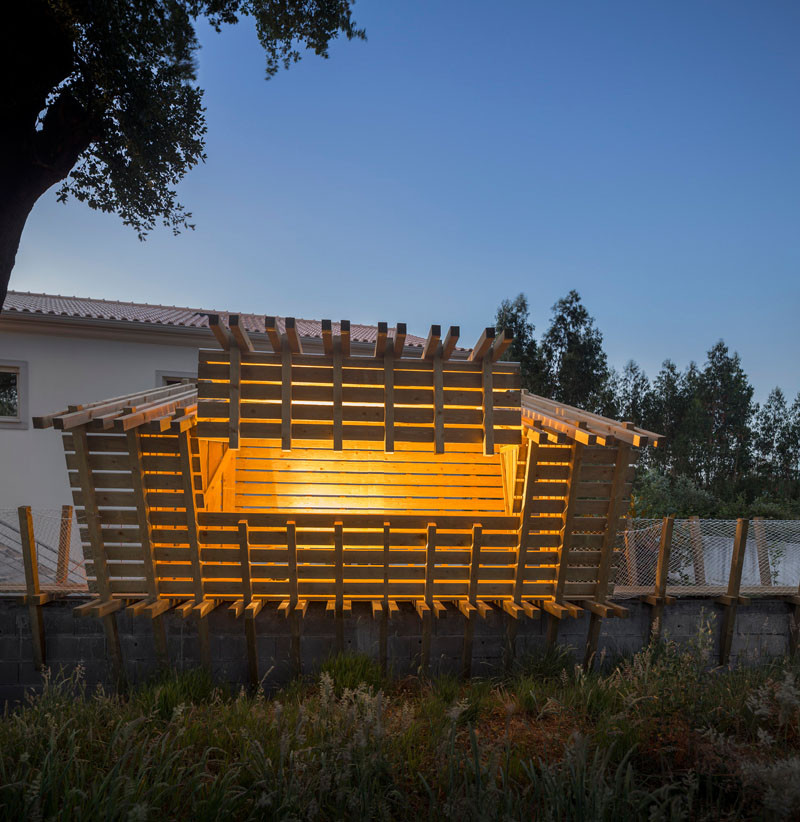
3 291 428 347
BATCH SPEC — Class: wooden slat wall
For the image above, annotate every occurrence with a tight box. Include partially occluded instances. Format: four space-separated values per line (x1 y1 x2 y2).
58 418 634 604
190 511 602 601
196 350 521 451
64 425 194 598
233 445 506 514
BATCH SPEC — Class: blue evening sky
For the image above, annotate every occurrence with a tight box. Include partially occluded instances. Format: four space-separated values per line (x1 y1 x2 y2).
11 0 800 402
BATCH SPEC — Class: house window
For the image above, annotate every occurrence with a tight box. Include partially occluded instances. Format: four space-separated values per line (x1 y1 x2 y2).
0 361 29 429
0 368 19 419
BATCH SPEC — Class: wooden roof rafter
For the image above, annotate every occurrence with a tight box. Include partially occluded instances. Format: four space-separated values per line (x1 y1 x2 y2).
521 391 663 449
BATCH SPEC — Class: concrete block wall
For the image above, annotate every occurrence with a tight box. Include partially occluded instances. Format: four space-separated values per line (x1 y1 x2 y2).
0 596 795 704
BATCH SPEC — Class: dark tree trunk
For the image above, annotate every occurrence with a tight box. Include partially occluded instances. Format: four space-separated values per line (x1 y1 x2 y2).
0 164 60 310
0 1 93 312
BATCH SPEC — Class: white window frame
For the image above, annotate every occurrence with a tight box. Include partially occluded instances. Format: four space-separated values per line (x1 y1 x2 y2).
0 360 29 430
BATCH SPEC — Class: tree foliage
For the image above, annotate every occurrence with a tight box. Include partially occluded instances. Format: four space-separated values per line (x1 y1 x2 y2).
1 0 365 307
497 289 800 518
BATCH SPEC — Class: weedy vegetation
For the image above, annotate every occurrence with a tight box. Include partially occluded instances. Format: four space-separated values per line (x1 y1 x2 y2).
1 618 798 821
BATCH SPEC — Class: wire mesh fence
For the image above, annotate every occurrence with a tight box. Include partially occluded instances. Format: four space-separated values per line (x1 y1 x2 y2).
614 518 800 598
0 508 87 592
1 507 799 601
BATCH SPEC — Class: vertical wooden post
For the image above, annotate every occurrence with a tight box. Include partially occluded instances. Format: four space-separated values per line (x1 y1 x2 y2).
18 507 46 671
178 430 211 673
583 443 631 670
239 520 259 688
649 516 674 642
433 349 445 454
421 524 436 673
719 518 749 666
73 427 126 689
482 354 494 456
461 524 481 679
334 521 344 652
623 524 638 587
56 505 73 585
753 518 772 587
281 339 292 451
380 523 390 673
384 347 394 453
689 516 706 586
127 429 169 669
332 337 343 451
548 441 584 647
229 341 241 449
287 521 301 678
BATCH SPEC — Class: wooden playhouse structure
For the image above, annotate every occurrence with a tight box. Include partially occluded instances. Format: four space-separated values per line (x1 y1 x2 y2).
36 316 662 680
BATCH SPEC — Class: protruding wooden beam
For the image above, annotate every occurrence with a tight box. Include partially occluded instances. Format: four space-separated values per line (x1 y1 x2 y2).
321 319 333 356
491 328 513 361
374 322 388 357
468 327 495 362
422 325 441 361
193 599 220 618
394 323 406 358
340 320 351 356
207 314 231 350
442 326 460 360
265 316 282 353
285 317 302 354
229 314 255 352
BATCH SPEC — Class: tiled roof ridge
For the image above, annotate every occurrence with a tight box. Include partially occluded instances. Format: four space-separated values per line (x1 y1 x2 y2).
3 290 430 347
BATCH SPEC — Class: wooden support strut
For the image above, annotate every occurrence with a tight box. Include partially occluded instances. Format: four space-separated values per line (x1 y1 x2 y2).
228 341 241 450
421 523 436 673
461 523 482 679
583 442 631 670
127 429 168 667
178 429 211 671
719 518 750 666
281 335 292 451
334 521 344 652
547 440 584 647
384 343 394 453
71 426 126 689
239 520 259 688
56 504 72 585
482 351 494 456
18 507 46 670
433 345 444 454
647 516 675 642
287 521 301 677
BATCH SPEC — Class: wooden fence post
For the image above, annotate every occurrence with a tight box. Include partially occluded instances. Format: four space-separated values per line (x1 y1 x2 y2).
239 520 259 689
18 507 46 670
56 505 73 585
645 516 674 642
718 518 749 666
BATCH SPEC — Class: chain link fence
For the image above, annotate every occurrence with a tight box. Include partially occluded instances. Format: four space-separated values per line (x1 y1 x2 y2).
615 518 800 598
0 508 87 592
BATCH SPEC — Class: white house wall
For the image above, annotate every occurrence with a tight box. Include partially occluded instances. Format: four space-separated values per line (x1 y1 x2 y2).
0 327 203 511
